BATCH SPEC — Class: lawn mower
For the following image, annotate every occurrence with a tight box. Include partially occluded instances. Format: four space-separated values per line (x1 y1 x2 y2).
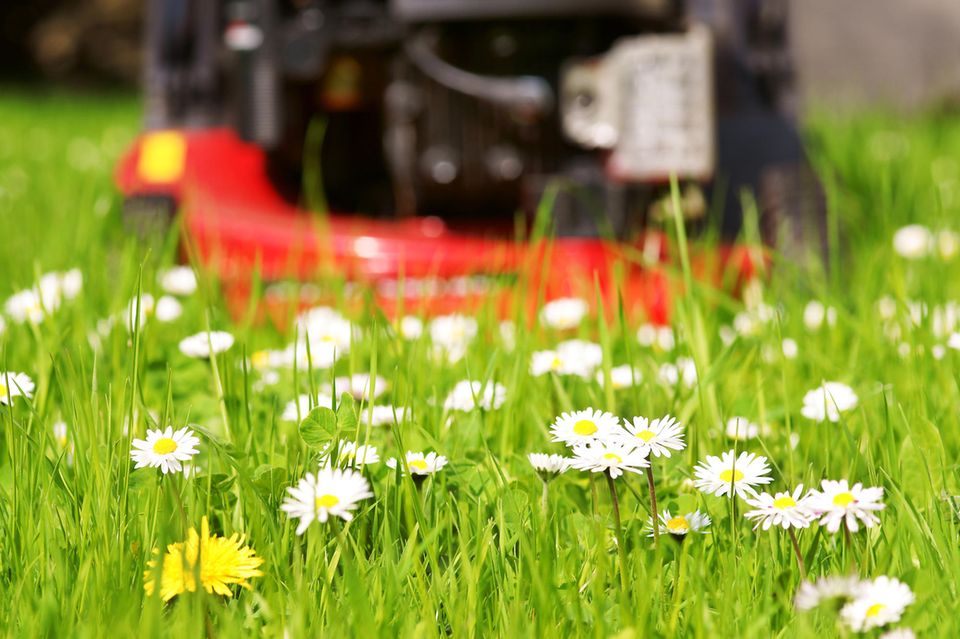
116 0 825 323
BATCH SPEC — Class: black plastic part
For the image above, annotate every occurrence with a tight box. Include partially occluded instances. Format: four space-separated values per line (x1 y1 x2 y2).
122 194 178 239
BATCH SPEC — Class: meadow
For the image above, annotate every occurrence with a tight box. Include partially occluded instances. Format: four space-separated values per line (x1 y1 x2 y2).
0 92 958 637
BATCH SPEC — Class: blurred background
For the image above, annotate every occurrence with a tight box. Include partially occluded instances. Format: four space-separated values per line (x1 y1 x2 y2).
4 0 960 111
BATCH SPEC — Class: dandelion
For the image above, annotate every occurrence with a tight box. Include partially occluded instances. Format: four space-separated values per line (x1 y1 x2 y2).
569 440 650 479
801 382 858 423
795 575 865 610
693 449 773 499
549 408 620 447
443 380 506 411
280 467 374 534
130 426 200 474
805 479 885 533
596 365 642 389
0 371 35 405
178 331 235 358
144 516 263 601
840 576 914 632
540 297 588 330
647 509 711 539
158 266 198 296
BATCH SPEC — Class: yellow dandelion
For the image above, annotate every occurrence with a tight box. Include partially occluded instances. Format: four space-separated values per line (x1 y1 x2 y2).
144 516 264 602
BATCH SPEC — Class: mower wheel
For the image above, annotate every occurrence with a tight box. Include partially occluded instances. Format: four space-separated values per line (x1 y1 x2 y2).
122 194 177 238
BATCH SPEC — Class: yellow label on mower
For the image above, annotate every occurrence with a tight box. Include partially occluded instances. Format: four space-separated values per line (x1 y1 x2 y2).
138 131 186 183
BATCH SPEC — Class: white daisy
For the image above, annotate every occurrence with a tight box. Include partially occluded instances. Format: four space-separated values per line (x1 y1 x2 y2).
178 331 235 358
250 348 288 371
724 416 766 441
280 393 334 422
569 440 650 478
647 509 711 537
0 315 5 336
282 339 342 370
840 576 915 632
528 453 572 478
658 357 697 388
386 451 448 476
892 224 933 259
637 323 675 351
596 365 642 390
800 382 858 422
540 297 589 330
693 449 773 499
803 301 838 331
0 371 35 405
795 575 865 610
805 479 885 533
125 293 155 330
359 405 409 426
429 314 477 352
443 380 506 411
743 485 815 530
130 426 200 474
158 266 198 296
280 467 374 534
155 295 182 322
326 373 388 401
499 321 516 350
618 414 685 457
937 229 959 260
549 408 620 446
879 629 916 639
397 315 423 340
5 287 58 323
321 440 380 468
295 308 354 351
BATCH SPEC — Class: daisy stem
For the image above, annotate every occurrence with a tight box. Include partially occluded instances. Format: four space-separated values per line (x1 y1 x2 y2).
540 479 549 518
645 465 660 547
788 528 806 578
604 472 629 592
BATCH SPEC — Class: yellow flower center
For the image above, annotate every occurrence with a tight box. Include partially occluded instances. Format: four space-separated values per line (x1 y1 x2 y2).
152 438 177 455
773 496 797 509
315 494 340 509
833 492 855 507
666 516 689 533
603 453 622 463
719 469 745 483
0 383 6 397
635 429 656 442
550 356 563 370
573 419 598 436
320 334 336 342
251 351 270 369
866 603 885 618
408 459 428 471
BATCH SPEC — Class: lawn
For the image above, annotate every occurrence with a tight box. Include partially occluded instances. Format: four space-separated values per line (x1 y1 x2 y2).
0 91 957 637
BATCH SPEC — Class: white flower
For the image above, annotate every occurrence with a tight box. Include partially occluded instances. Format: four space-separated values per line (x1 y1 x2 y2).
618 414 685 457
178 331 235 358
647 509 711 537
936 229 959 260
429 314 477 349
155 296 183 322
693 450 773 499
878 629 916 639
58 269 83 300
0 372 35 405
280 393 334 422
801 382 858 422
596 365 642 389
5 287 58 323
158 266 198 296
443 380 506 411
948 332 960 351
540 297 588 330
658 357 697 388
803 300 837 331
781 338 799 359
531 340 603 379
250 348 288 371
840 576 914 632
0 315 5 336
528 453 572 477
719 325 737 346
398 316 423 340
724 416 765 441
295 308 353 351
795 575 865 610
499 321 516 350
130 426 200 474
892 224 934 259
327 374 388 401
743 485 815 530
637 323 675 351
321 440 380 468
805 479 885 533
280 467 374 534
124 294 155 330
282 339 342 369
569 440 650 478
386 451 448 476
877 296 898 320
359 405 409 426
549 408 620 446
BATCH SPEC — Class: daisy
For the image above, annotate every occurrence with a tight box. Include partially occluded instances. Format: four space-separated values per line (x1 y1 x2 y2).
158 266 198 296
386 451 448 476
280 467 374 534
549 408 620 446
647 509 711 538
879 629 916 639
618 414 685 457
429 314 477 350
540 297 589 330
5 287 58 323
569 440 650 478
801 382 858 422
130 426 201 474
397 315 423 340
781 337 799 359
144 516 263 601
840 576 915 632
499 321 516 350
250 348 287 371
724 416 766 441
803 301 837 331
794 575 865 610
530 349 591 379
179 331 235 358
155 296 182 322
937 229 959 260
596 365 642 390
280 393 334 422
321 440 380 468
295 308 354 353
327 374 388 401
637 323 675 351
125 294 155 330
693 449 773 499
443 380 506 411
283 339 342 369
359 404 409 426
743 485 815 530
805 479 885 533
528 453 572 478
556 339 603 373
658 357 698 389
0 371 35 405
892 224 933 259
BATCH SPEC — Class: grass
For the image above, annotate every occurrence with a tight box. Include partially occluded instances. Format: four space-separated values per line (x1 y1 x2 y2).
0 90 959 637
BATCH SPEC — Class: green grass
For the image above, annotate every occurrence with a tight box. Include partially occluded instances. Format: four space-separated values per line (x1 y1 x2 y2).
0 91 959 637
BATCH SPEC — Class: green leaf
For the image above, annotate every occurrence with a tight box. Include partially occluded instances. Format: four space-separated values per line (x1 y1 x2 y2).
299 406 338 449
336 393 358 432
